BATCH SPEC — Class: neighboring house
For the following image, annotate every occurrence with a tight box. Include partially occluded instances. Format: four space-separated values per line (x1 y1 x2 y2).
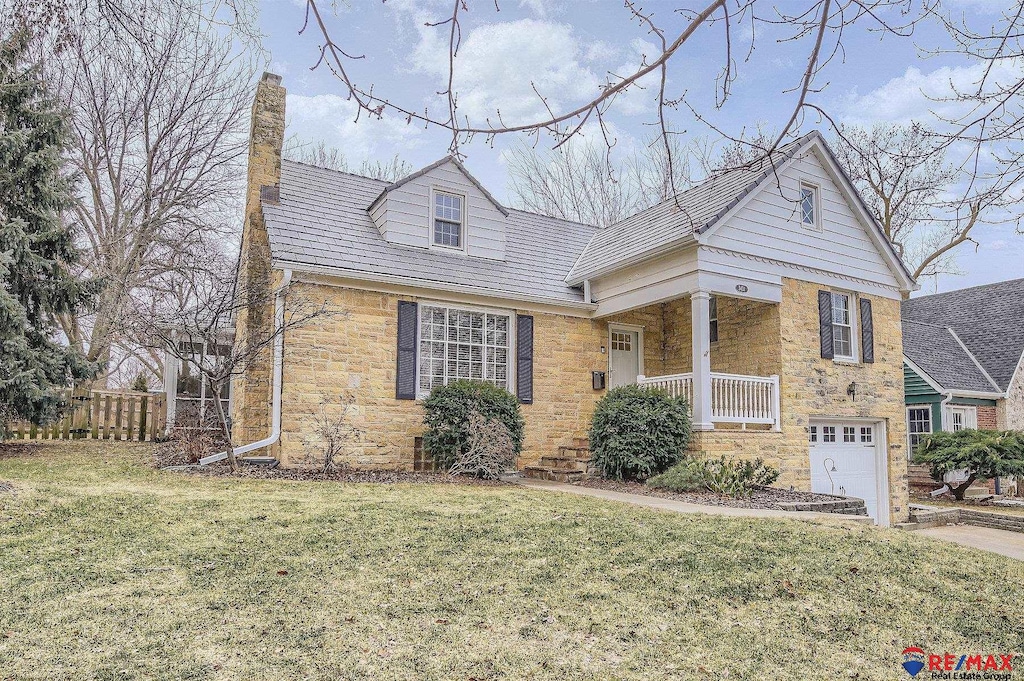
232 73 918 524
902 279 1024 489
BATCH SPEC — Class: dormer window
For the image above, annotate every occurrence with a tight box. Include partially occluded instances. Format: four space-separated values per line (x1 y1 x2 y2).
433 190 464 249
800 182 818 228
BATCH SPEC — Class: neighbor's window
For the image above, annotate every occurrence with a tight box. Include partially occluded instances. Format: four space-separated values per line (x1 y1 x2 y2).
800 183 817 227
418 304 511 396
433 191 463 248
907 407 932 458
709 295 719 343
831 292 856 361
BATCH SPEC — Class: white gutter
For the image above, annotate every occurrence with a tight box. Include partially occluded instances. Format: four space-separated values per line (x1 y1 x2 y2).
199 269 291 465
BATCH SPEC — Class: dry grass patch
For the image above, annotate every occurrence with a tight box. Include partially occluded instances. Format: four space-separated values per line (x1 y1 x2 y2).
1 440 1022 680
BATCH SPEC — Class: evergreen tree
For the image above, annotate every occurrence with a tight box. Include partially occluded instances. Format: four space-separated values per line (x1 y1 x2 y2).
0 30 96 427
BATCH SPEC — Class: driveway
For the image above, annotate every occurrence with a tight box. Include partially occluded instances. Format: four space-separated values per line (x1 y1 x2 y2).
917 524 1024 561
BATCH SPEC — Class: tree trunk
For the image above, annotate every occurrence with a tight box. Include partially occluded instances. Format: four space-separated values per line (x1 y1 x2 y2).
949 473 978 501
211 384 238 472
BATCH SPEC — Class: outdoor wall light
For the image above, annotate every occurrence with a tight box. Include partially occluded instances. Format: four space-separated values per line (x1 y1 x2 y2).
847 381 858 401
735 284 749 293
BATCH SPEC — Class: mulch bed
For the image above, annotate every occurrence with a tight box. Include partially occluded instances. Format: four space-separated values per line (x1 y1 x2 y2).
573 477 843 510
153 443 508 486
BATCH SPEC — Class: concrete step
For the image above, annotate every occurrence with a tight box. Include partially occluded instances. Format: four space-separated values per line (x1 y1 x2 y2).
538 455 586 471
522 465 585 483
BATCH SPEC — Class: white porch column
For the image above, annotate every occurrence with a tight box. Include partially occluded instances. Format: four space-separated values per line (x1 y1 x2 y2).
691 291 714 431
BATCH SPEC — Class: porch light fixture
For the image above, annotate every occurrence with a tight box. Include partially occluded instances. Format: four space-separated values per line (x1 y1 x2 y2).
735 284 748 293
846 381 857 401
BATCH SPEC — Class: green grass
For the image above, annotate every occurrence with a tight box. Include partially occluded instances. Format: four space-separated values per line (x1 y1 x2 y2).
1 441 1022 681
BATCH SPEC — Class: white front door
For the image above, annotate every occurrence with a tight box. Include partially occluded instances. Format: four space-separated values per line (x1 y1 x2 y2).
809 419 887 524
609 328 640 389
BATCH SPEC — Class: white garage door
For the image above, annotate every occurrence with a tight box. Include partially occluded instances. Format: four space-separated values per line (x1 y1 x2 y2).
809 420 885 523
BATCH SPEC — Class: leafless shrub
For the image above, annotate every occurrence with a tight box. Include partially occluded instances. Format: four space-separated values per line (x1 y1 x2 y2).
300 393 362 476
447 410 515 480
167 406 226 464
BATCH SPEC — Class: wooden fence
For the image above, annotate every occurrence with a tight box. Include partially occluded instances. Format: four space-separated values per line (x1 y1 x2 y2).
7 390 167 442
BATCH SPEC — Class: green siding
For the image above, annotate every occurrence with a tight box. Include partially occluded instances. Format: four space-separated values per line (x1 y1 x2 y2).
904 362 940 398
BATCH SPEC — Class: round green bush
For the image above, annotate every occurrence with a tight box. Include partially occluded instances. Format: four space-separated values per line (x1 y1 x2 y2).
422 380 525 470
588 384 692 480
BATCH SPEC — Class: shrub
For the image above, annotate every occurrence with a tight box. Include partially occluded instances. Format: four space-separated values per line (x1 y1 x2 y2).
447 410 516 479
300 393 362 475
588 384 691 480
423 380 524 470
913 429 1024 500
649 456 780 499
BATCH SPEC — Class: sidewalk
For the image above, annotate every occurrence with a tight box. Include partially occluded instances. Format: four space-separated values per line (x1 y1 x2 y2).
509 476 874 524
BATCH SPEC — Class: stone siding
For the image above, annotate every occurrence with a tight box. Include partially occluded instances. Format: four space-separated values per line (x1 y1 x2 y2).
999 355 1024 430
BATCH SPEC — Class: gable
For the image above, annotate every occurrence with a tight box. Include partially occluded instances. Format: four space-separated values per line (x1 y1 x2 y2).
703 145 903 293
369 158 508 260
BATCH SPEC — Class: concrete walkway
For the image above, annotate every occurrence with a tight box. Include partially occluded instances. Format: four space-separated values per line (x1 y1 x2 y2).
917 524 1024 561
510 477 873 524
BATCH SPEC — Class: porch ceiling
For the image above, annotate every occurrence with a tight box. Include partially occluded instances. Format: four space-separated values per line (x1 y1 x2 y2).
591 269 781 319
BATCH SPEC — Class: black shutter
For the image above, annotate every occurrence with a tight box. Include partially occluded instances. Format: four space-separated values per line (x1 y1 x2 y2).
817 290 834 360
860 297 874 364
395 301 418 400
516 315 534 404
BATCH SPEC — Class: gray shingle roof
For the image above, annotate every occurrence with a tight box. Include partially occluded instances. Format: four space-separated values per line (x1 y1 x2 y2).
902 278 1024 391
565 134 814 283
902 319 999 393
263 160 596 306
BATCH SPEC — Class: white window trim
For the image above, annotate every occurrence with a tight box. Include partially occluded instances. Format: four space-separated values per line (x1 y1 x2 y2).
830 289 859 363
946 405 978 432
799 180 821 231
906 405 933 459
415 300 515 400
429 187 468 253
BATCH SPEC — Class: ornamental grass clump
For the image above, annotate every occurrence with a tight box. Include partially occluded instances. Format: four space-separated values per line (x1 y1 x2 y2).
423 380 524 472
588 385 691 480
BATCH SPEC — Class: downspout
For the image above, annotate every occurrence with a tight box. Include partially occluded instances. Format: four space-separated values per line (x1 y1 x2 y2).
198 269 291 465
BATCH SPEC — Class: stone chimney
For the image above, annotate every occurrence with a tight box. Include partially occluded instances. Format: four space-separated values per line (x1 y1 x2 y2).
234 72 286 448
246 72 286 211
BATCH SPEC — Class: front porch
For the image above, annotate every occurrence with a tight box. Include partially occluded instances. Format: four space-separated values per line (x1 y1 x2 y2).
602 277 784 433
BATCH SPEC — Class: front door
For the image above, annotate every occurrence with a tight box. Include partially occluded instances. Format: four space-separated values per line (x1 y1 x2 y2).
609 328 640 389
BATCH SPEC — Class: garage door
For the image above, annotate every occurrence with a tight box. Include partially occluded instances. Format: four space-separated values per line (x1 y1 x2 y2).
809 420 884 523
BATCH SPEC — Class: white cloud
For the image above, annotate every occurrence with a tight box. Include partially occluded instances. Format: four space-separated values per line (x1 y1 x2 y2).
285 93 423 161
610 38 662 116
410 18 603 126
837 59 1024 126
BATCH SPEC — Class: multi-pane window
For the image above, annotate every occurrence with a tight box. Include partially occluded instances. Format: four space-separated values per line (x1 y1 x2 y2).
822 426 836 442
907 407 932 457
860 427 873 443
800 183 817 226
433 191 463 248
831 292 855 360
709 295 719 343
174 341 231 428
610 331 632 351
843 426 857 443
418 305 510 395
809 426 818 443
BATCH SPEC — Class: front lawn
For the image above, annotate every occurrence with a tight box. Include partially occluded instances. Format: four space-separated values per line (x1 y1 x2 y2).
1 441 1022 680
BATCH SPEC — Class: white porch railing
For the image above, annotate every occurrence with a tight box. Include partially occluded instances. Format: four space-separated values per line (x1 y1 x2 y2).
637 372 780 430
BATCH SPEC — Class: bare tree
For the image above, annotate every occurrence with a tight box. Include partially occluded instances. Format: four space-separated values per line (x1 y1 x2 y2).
144 261 340 472
35 0 260 387
506 134 695 227
284 136 413 181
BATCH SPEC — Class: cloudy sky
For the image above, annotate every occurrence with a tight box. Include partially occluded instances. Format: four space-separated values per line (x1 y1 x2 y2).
258 0 1023 294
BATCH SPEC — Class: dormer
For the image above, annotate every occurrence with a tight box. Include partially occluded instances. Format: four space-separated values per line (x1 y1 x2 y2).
368 156 509 261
